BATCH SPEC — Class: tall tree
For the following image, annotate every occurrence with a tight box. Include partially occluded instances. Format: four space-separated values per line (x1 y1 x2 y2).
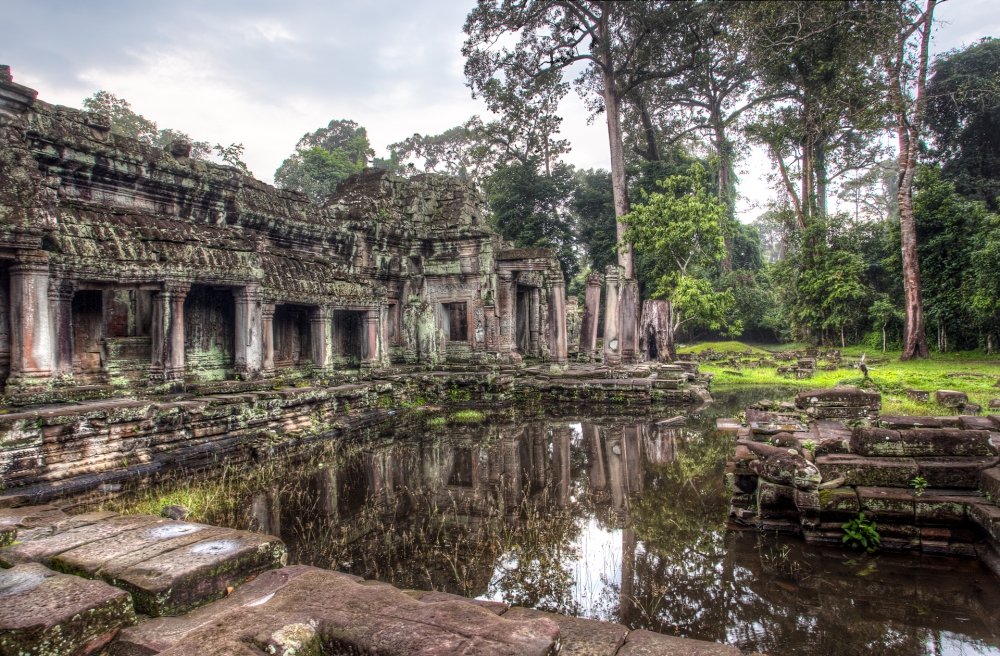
925 37 1000 212
274 120 374 204
876 0 939 360
739 2 887 232
463 1 698 279
82 91 212 159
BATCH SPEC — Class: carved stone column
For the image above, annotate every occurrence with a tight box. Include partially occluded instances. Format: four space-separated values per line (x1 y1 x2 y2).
163 284 189 383
233 285 263 379
548 280 568 364
310 305 332 375
603 425 627 513
528 287 540 357
361 307 381 367
603 266 622 366
49 279 75 381
497 271 518 362
8 252 53 391
583 423 606 492
552 425 571 509
619 278 639 364
261 302 275 375
580 272 603 361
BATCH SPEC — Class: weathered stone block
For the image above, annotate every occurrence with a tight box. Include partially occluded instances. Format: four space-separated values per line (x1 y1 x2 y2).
906 389 930 402
817 486 860 520
857 486 916 522
879 415 942 429
969 502 1000 542
0 514 167 568
914 493 973 525
110 530 286 616
0 562 135 656
617 629 741 656
916 457 998 489
935 390 968 408
504 607 627 656
981 467 1000 503
756 480 796 519
851 427 995 457
816 454 917 488
959 416 995 431
795 387 880 410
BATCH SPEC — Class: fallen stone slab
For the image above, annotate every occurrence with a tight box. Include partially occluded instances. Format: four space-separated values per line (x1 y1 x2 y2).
915 457 999 489
959 416 996 431
0 562 135 656
914 491 978 524
617 629 742 656
851 427 996 457
816 454 917 488
109 528 286 616
503 607 627 656
112 566 559 655
906 389 931 402
981 467 1000 502
817 486 861 520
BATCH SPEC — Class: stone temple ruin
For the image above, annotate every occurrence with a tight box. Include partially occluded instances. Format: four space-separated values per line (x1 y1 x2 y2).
0 65 576 396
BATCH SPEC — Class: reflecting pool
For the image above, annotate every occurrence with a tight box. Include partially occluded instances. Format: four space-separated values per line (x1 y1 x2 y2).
87 389 1000 655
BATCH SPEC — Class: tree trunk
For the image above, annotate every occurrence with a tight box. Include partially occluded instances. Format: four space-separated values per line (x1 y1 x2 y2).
712 116 733 273
597 17 633 279
634 89 661 162
882 322 887 353
895 1 934 361
639 299 675 362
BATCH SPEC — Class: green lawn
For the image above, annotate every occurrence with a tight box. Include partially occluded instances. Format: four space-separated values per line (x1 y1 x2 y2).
686 340 1000 415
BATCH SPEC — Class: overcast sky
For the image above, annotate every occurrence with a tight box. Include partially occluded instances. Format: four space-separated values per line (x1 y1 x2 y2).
2 0 997 222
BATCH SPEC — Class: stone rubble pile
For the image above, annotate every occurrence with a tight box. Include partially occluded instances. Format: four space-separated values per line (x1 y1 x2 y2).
722 387 1000 574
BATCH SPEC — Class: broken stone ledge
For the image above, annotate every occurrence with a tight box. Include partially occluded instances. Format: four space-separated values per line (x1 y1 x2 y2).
0 507 739 656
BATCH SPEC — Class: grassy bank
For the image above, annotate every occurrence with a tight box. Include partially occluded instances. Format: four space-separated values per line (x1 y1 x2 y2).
685 340 1000 416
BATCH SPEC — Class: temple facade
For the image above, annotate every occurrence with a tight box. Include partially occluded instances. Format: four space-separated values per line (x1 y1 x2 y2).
0 66 571 400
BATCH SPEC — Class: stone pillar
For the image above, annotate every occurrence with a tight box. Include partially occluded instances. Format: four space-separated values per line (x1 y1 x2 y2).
403 301 419 364
361 307 381 367
149 290 167 382
619 278 639 364
496 271 517 361
604 426 627 513
552 425 571 509
233 285 263 379
580 272 603 361
501 437 522 512
49 279 75 381
315 466 338 524
164 284 189 383
548 280 568 364
602 266 622 366
583 423 606 492
565 296 580 358
261 302 275 375
310 305 332 374
528 287 540 357
8 252 53 390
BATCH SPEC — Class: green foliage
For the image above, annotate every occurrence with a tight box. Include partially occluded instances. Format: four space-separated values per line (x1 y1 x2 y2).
274 119 374 203
213 143 251 175
485 161 579 282
926 38 1000 212
910 476 928 497
842 512 880 552
621 163 740 337
449 409 485 424
802 439 816 453
571 168 617 276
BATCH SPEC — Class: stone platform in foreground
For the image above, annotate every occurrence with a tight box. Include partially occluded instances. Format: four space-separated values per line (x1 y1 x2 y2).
0 506 741 656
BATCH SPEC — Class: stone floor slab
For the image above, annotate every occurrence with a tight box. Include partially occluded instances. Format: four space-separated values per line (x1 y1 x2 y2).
114 566 558 655
0 562 135 656
109 529 286 616
0 505 68 533
0 514 167 568
503 607 628 656
406 589 509 615
617 630 742 656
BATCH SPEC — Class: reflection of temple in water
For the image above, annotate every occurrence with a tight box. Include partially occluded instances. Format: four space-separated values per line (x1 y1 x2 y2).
241 417 684 608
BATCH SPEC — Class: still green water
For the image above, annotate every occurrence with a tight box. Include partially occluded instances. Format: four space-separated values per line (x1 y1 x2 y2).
91 388 1000 656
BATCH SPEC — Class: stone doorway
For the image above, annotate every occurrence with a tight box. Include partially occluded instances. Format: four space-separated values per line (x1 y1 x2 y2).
332 310 364 368
183 286 235 381
71 290 105 380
